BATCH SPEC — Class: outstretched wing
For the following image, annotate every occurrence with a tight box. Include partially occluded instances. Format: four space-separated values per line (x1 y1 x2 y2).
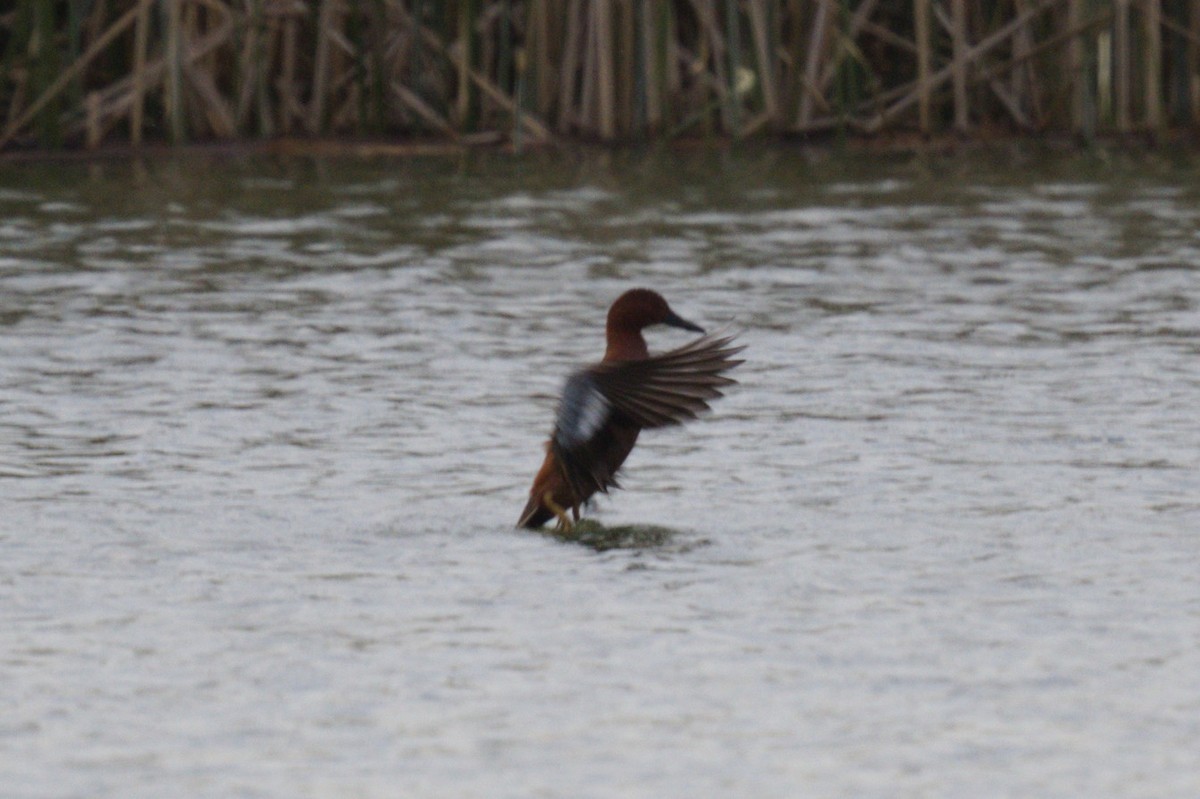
588 330 744 429
549 330 744 500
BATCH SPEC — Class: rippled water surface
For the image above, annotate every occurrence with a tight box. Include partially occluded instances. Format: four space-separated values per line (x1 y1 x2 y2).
3 148 1198 797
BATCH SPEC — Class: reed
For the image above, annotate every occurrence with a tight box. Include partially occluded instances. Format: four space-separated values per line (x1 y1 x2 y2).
915 0 932 131
1144 0 1162 133
1191 0 1200 124
2 0 1199 151
950 0 969 131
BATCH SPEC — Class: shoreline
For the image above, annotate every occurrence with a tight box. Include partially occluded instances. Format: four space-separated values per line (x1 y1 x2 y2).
1 128 1193 165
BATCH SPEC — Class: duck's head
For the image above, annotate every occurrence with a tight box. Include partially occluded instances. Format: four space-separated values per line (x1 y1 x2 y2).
606 288 705 336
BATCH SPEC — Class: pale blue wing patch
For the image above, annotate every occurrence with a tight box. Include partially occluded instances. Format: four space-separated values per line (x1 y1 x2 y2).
553 371 612 449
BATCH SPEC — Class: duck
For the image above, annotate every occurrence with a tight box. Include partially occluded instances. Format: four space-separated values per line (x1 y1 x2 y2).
517 288 743 531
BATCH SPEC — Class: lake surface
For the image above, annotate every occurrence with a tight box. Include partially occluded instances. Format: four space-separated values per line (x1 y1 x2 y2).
2 146 1198 798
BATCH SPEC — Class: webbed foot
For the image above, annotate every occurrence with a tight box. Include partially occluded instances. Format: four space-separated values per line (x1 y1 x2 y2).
543 492 574 533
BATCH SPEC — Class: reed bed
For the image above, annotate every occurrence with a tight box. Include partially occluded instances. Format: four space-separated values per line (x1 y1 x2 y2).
2 1 1199 151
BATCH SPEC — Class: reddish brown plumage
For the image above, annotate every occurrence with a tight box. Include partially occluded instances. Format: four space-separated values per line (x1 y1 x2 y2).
603 288 671 360
517 289 742 529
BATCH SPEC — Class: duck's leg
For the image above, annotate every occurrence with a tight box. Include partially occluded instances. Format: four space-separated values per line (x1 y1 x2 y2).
543 491 574 533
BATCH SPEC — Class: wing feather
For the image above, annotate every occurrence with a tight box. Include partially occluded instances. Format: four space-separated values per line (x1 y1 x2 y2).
588 330 744 430
545 329 744 503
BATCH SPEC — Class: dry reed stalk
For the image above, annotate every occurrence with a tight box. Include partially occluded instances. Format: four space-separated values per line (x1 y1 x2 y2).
0 3 139 150
7 0 1200 150
186 62 236 136
483 4 500 126
514 44 527 148
22 3 58 145
782 0 804 119
463 62 556 144
1115 0 1131 131
85 91 101 148
579 2 597 132
915 0 932 132
399 0 421 103
240 0 276 135
1067 0 1085 132
280 13 302 133
182 2 204 137
545 0 563 115
310 0 335 133
83 0 109 46
816 0 879 96
323 10 369 132
64 16 235 144
1011 0 1040 124
798 0 834 125
235 1 259 128
1158 12 1200 51
1144 0 1162 131
4 63 27 134
737 111 772 136
987 75 1034 129
165 0 186 142
664 1 680 117
558 0 583 133
694 0 733 132
951 0 968 132
860 19 917 54
746 0 779 127
640 2 662 132
332 83 358 132
131 0 150 144
528 0 554 113
594 0 615 140
1097 25 1112 124
488 8 505 124
1153 5 1200 123
864 0 1059 132
192 2 214 103
1010 0 1027 105
700 1 729 131
456 3 472 128
1192 0 1200 124
408 20 555 143
618 0 635 136
723 0 742 134
684 6 707 133
971 6 1113 94
931 2 1027 129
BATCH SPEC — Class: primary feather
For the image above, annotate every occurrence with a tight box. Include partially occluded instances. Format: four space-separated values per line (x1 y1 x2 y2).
548 330 744 501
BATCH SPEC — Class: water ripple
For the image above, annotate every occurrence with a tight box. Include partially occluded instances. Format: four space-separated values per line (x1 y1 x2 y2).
1 152 1198 797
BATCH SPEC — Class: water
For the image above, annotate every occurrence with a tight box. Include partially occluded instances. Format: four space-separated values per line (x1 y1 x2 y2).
2 148 1198 798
